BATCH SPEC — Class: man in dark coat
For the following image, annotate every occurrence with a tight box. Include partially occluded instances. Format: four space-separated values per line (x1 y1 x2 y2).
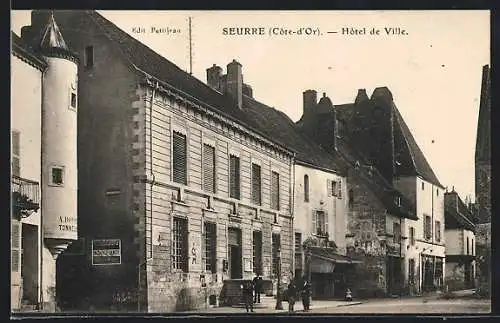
301 279 311 312
241 280 254 313
253 275 262 303
287 280 297 313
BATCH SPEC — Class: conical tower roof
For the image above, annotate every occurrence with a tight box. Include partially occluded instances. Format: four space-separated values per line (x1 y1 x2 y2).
38 11 79 63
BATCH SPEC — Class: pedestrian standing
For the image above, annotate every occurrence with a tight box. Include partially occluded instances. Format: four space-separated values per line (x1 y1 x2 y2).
287 280 297 313
253 275 262 304
301 280 311 312
241 280 254 313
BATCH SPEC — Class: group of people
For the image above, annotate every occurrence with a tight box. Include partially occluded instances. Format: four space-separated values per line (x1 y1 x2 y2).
240 275 312 313
240 275 264 313
286 278 312 313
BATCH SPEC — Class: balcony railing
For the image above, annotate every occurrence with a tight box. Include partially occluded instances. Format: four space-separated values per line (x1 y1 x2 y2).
11 175 40 219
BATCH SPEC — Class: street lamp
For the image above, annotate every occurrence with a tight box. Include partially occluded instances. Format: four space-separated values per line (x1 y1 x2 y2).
275 248 283 310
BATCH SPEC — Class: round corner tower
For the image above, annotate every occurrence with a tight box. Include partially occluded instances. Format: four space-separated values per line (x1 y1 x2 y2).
39 13 80 259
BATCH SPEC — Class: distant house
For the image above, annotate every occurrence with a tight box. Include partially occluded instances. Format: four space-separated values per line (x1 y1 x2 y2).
298 87 445 297
444 190 476 290
21 10 295 312
11 14 80 312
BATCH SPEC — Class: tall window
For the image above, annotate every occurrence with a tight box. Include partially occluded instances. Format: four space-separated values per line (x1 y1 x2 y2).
11 131 20 176
466 237 470 255
203 144 216 193
409 226 415 245
85 45 94 68
271 171 280 210
421 182 425 190
393 222 401 243
328 179 342 197
472 238 474 255
172 131 187 185
435 221 441 242
313 210 328 236
348 189 354 208
251 163 261 205
229 155 240 199
253 231 263 275
424 215 432 241
408 258 415 285
304 175 309 202
294 232 302 272
204 222 217 273
272 233 281 276
172 217 188 272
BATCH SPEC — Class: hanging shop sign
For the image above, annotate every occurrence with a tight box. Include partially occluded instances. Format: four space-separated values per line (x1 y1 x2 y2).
92 239 121 265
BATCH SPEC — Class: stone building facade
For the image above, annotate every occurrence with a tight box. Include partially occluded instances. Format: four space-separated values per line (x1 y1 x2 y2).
11 14 80 312
20 10 294 312
444 190 476 291
297 87 446 297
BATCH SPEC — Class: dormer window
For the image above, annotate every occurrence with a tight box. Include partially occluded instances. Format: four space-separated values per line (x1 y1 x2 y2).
395 196 401 207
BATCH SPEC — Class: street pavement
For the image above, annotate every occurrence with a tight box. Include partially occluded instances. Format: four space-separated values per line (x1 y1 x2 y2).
184 290 491 315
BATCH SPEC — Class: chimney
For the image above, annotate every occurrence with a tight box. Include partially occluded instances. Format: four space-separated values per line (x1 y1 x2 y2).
355 89 369 104
303 89 317 118
206 64 223 91
226 59 243 109
371 87 394 102
243 83 253 98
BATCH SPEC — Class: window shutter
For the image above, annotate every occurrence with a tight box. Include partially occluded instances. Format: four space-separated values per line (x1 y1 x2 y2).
229 155 240 199
11 221 20 272
173 131 187 184
271 171 280 210
203 144 216 193
11 131 20 176
327 179 332 197
252 164 261 205
324 211 329 235
312 211 317 234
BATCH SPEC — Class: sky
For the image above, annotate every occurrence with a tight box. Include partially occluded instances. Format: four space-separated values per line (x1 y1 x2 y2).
11 10 490 202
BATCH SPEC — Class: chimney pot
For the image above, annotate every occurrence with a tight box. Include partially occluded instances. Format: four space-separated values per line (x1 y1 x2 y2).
226 60 243 109
303 90 318 118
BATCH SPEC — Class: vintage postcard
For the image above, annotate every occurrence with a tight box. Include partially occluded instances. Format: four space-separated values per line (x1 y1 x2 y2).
10 10 491 316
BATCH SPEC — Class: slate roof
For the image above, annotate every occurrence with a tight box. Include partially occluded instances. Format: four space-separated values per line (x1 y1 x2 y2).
335 98 443 188
11 31 48 70
393 107 443 187
81 11 310 157
444 192 476 232
242 95 344 173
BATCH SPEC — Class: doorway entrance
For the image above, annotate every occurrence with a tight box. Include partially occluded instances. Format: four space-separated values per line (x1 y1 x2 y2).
228 228 242 279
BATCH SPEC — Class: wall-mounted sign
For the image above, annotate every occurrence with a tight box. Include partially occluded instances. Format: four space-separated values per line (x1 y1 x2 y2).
92 239 121 265
244 258 253 272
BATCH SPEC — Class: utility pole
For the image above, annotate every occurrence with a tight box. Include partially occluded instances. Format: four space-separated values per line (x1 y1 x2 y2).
188 17 192 75
275 248 283 310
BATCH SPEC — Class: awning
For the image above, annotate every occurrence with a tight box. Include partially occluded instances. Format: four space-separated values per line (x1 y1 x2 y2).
307 247 362 273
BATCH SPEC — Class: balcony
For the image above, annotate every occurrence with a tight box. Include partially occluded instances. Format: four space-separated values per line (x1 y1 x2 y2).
11 175 40 219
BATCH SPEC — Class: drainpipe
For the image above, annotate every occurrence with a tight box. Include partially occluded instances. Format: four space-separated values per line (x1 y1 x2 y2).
138 81 158 312
399 216 402 297
39 64 48 311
